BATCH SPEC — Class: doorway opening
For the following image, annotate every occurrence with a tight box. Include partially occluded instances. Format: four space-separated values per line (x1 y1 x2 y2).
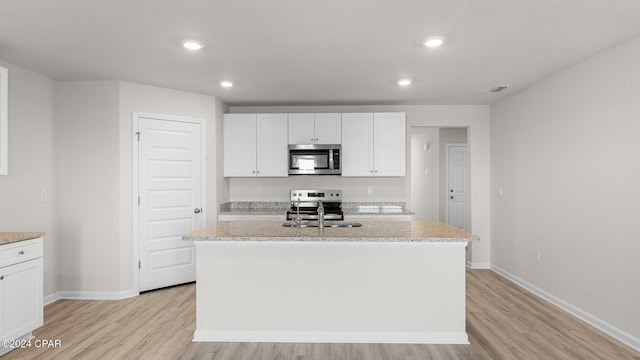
410 127 470 262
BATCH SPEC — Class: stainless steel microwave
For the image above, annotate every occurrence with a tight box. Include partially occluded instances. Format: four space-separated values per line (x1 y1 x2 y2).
288 144 341 175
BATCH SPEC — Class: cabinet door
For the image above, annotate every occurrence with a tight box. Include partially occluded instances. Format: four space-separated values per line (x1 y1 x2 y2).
314 113 341 144
224 114 257 177
374 112 406 176
288 113 315 145
0 258 43 341
341 113 374 176
256 114 288 177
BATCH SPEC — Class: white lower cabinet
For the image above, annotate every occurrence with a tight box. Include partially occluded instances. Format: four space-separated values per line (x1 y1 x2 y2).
0 238 43 356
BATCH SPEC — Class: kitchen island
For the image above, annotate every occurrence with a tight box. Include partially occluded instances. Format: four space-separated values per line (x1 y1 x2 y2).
183 221 478 344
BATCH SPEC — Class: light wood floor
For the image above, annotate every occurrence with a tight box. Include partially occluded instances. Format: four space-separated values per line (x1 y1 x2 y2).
4 270 639 360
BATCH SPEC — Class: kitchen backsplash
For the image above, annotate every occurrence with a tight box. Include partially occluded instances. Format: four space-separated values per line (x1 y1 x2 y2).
219 201 411 215
227 176 408 202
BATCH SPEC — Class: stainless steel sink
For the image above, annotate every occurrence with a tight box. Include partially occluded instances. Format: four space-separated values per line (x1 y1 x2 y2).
282 221 362 228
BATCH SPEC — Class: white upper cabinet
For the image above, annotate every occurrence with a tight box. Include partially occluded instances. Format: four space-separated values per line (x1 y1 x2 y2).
373 112 406 176
341 112 405 177
256 114 289 177
341 113 374 176
224 113 288 177
288 113 341 144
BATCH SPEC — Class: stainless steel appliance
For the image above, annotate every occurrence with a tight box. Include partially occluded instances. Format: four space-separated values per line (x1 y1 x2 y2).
286 189 344 221
288 144 341 175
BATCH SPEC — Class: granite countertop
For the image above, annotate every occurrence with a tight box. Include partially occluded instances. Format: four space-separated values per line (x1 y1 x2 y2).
0 232 45 246
219 202 414 215
184 221 477 243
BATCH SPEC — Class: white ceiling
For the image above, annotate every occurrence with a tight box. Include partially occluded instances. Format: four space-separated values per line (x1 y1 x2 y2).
2 0 640 106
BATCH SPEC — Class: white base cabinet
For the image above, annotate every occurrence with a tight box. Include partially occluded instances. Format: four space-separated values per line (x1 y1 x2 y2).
0 238 43 356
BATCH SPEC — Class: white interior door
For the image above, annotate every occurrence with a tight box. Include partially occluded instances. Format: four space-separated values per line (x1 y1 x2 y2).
447 144 467 229
137 115 203 292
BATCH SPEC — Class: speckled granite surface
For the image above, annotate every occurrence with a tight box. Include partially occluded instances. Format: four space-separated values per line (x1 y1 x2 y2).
342 202 413 215
219 201 414 215
0 232 45 245
184 221 477 243
219 202 290 215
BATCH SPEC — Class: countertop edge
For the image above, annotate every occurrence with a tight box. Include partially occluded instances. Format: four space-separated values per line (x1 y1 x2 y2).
183 235 479 243
0 232 46 246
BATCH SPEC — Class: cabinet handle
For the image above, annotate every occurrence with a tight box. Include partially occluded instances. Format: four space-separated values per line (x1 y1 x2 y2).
315 138 318 141
0 276 3 280
18 250 25 255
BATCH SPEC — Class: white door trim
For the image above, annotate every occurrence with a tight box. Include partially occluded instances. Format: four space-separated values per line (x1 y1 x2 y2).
132 112 206 295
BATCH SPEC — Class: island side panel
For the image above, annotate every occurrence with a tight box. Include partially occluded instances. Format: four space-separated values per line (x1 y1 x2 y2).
194 241 468 344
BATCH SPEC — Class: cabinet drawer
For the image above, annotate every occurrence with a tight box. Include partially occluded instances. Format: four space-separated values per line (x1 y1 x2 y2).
0 238 43 268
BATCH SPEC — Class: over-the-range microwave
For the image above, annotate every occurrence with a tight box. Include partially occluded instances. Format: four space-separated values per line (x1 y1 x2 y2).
288 144 341 175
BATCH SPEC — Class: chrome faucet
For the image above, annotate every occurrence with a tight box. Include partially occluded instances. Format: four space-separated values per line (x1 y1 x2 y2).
295 197 302 230
317 200 325 229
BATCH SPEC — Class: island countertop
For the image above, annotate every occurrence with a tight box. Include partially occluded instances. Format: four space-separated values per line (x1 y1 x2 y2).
183 220 478 242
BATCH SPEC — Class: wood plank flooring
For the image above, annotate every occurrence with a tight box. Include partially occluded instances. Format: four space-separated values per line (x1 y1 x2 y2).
3 269 639 360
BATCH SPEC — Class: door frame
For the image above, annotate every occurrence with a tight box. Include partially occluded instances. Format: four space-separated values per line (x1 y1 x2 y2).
132 112 206 295
445 143 467 230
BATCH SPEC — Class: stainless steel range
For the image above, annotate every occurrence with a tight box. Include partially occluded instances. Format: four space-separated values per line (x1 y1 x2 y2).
286 189 344 221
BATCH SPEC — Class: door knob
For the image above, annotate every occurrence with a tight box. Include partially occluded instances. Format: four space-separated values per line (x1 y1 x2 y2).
194 208 202 214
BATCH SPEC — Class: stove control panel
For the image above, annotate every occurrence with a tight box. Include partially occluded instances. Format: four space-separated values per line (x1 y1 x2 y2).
290 189 342 202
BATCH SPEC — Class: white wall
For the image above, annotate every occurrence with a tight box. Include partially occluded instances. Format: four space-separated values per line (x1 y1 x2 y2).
230 105 491 266
410 127 439 221
491 35 640 344
55 81 121 293
0 60 57 297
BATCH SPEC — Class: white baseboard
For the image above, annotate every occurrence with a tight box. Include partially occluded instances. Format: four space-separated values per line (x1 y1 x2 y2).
490 264 640 353
469 262 490 269
43 292 62 306
193 330 469 344
43 289 138 304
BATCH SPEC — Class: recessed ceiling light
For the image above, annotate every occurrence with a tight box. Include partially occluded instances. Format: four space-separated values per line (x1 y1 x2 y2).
220 81 233 88
398 79 412 86
423 38 444 48
183 40 203 50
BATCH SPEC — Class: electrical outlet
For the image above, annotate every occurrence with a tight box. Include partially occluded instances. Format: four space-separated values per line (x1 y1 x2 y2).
497 187 504 197
367 187 373 195
40 190 48 202
535 249 541 263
